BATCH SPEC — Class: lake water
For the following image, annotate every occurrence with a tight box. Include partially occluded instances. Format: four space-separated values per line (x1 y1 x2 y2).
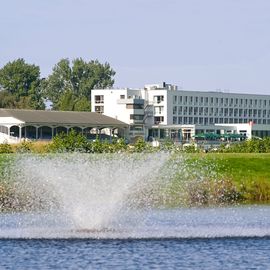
1 206 270 269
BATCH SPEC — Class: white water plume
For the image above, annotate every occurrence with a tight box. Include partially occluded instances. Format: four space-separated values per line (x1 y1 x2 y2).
12 152 171 230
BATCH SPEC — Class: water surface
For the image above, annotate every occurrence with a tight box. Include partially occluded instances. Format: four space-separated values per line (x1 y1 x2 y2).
1 206 270 269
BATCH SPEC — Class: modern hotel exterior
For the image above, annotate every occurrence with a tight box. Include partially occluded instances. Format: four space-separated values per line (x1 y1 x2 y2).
91 82 270 142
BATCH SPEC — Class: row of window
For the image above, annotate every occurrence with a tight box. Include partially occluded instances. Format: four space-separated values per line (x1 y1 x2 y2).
172 117 270 125
173 96 270 108
130 114 144 121
172 106 270 118
126 104 144 109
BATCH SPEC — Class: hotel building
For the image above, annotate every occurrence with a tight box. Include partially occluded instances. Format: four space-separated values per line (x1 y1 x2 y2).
91 82 270 142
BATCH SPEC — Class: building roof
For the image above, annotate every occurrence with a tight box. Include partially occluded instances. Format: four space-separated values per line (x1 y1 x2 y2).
0 109 128 127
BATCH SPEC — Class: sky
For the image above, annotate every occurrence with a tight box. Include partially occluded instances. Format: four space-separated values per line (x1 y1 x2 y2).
1 0 270 94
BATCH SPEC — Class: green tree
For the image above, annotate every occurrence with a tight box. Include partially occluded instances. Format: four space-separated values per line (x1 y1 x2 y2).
73 96 91 111
0 58 44 109
58 91 91 111
43 58 115 110
0 91 17 108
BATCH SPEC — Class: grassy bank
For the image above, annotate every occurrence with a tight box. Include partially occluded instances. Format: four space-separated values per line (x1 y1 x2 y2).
0 152 270 211
181 153 270 204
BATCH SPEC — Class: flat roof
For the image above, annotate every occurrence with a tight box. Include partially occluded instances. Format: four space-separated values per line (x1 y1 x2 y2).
0 109 128 127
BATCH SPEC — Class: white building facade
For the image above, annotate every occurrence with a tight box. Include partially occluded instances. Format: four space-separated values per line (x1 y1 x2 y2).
91 82 270 142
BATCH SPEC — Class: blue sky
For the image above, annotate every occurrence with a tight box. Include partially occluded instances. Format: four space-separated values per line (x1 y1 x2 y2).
1 0 270 94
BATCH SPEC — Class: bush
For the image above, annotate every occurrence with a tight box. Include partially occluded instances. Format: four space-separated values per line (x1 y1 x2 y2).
133 137 149 152
218 138 270 153
14 141 34 153
49 129 89 152
0 142 13 154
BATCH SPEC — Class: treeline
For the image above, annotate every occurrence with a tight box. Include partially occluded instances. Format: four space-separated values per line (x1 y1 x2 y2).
0 58 115 111
1 129 270 154
0 131 174 154
218 137 270 153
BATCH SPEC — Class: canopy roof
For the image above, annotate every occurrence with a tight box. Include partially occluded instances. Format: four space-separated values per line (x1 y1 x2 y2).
0 109 128 128
193 132 245 139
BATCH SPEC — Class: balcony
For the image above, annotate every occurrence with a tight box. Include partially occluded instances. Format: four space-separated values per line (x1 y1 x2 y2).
117 98 144 105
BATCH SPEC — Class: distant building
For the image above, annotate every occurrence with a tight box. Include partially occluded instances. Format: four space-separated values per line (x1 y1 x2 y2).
0 109 128 143
91 82 270 141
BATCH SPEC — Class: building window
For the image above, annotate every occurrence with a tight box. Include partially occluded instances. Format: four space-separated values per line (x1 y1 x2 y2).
130 114 144 120
130 125 143 131
200 97 203 104
95 106 104 113
120 95 125 99
94 95 104 103
240 99 243 106
154 95 164 103
126 104 144 109
154 116 164 124
154 106 164 114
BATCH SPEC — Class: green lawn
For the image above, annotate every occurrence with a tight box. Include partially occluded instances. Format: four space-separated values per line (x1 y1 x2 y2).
193 153 270 182
181 153 270 203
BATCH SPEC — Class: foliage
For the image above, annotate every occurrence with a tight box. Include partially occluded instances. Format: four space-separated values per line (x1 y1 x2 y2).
0 91 17 108
49 129 88 152
160 139 175 151
43 58 115 110
0 58 44 109
183 143 199 153
0 143 13 154
132 137 149 152
49 130 129 153
58 91 91 111
14 141 34 153
218 138 270 153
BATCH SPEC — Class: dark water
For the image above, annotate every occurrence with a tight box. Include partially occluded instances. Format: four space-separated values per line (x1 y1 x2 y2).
1 206 270 269
0 238 270 269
